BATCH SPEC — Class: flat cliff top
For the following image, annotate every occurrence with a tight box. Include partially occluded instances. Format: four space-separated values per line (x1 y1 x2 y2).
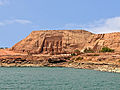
32 29 92 32
32 29 120 34
30 29 94 35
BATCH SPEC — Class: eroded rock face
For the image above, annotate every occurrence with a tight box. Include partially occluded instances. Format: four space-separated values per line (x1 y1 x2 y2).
11 30 120 54
83 32 120 52
42 36 63 55
11 30 93 54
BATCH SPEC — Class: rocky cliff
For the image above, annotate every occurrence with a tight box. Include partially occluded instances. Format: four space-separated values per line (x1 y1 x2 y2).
1 30 120 73
11 30 120 54
83 32 120 52
11 30 93 54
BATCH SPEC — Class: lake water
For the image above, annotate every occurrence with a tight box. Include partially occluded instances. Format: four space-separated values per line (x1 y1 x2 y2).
0 67 120 90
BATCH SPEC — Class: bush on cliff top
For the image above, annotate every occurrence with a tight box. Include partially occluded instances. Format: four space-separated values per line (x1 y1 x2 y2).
100 47 114 52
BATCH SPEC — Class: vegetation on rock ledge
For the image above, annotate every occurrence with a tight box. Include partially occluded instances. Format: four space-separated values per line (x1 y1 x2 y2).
100 47 114 52
84 48 94 53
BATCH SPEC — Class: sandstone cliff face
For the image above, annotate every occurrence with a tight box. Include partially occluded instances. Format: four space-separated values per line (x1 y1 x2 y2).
83 32 120 52
11 30 93 54
11 30 120 54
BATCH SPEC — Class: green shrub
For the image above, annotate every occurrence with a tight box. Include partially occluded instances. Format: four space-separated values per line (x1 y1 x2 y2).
0 47 8 49
84 48 94 53
76 57 83 60
68 60 74 63
118 60 120 63
71 53 77 56
74 49 80 55
93 54 99 56
100 47 114 52
0 47 4 49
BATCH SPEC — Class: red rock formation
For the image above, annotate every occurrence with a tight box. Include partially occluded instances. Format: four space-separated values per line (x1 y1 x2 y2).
0 49 20 55
11 30 93 54
83 32 120 52
11 30 120 54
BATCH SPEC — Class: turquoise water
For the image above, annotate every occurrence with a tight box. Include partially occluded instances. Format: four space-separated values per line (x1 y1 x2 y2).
0 67 120 90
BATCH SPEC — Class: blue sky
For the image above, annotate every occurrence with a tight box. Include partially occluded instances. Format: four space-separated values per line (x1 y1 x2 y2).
1 0 120 47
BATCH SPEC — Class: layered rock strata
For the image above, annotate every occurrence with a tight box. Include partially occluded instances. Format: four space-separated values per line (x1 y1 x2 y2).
11 30 93 54
0 53 120 73
11 30 120 54
83 32 120 52
1 30 120 73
